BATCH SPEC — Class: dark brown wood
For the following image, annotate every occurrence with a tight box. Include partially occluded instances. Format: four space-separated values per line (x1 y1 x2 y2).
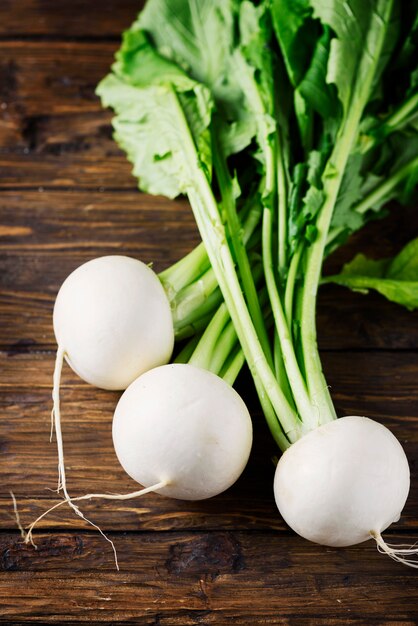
0 5 417 624
0 41 136 189
0 42 115 116
1 532 418 624
0 1 144 38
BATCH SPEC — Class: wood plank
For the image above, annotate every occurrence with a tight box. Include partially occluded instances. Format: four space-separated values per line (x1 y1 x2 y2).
0 42 116 117
0 1 142 38
0 111 134 188
0 155 133 189
0 41 137 188
0 531 418 623
0 108 115 152
1 191 417 351
0 191 195 252
0 40 127 188
1 351 417 532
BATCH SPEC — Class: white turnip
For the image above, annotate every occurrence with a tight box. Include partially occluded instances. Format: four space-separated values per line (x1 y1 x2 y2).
54 255 174 390
51 255 174 512
274 416 417 566
113 363 253 500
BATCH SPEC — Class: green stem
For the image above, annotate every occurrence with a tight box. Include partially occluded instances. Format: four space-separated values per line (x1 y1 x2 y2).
233 50 312 430
188 303 230 371
284 242 304 324
178 302 240 385
220 347 246 387
355 155 418 214
383 92 418 130
299 0 394 425
212 127 273 368
170 196 262 336
262 205 313 426
276 130 288 276
166 88 301 442
209 318 239 375
173 293 223 340
273 331 294 408
370 92 418 142
189 184 299 440
300 113 367 424
159 242 209 298
172 268 218 326
174 333 201 364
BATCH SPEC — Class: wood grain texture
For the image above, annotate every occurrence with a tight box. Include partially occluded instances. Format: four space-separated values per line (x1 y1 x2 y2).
1 532 418 624
0 41 135 189
1 3 418 624
0 1 144 38
0 42 115 116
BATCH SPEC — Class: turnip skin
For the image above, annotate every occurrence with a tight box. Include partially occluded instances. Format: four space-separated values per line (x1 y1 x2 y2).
274 416 410 547
53 255 174 390
112 363 253 500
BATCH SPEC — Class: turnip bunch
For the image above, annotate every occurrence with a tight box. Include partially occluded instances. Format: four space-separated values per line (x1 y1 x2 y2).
20 0 418 570
97 0 418 567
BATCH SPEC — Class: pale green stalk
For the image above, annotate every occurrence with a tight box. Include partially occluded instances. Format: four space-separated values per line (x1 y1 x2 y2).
299 0 394 425
166 86 299 444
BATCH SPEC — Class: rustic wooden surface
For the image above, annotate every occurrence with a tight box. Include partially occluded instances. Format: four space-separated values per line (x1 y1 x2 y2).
1 2 418 624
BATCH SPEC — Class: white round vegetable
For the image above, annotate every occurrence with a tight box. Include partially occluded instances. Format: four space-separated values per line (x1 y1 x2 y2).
54 255 174 390
274 415 410 547
112 363 253 500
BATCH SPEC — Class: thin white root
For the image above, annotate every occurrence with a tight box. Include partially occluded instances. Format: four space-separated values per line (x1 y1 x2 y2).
51 347 105 555
371 531 418 568
49 408 54 443
52 346 69 497
48 345 168 568
10 492 27 541
23 480 168 570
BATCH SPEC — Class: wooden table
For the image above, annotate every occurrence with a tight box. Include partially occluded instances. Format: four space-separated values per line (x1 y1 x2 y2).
1 2 417 623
